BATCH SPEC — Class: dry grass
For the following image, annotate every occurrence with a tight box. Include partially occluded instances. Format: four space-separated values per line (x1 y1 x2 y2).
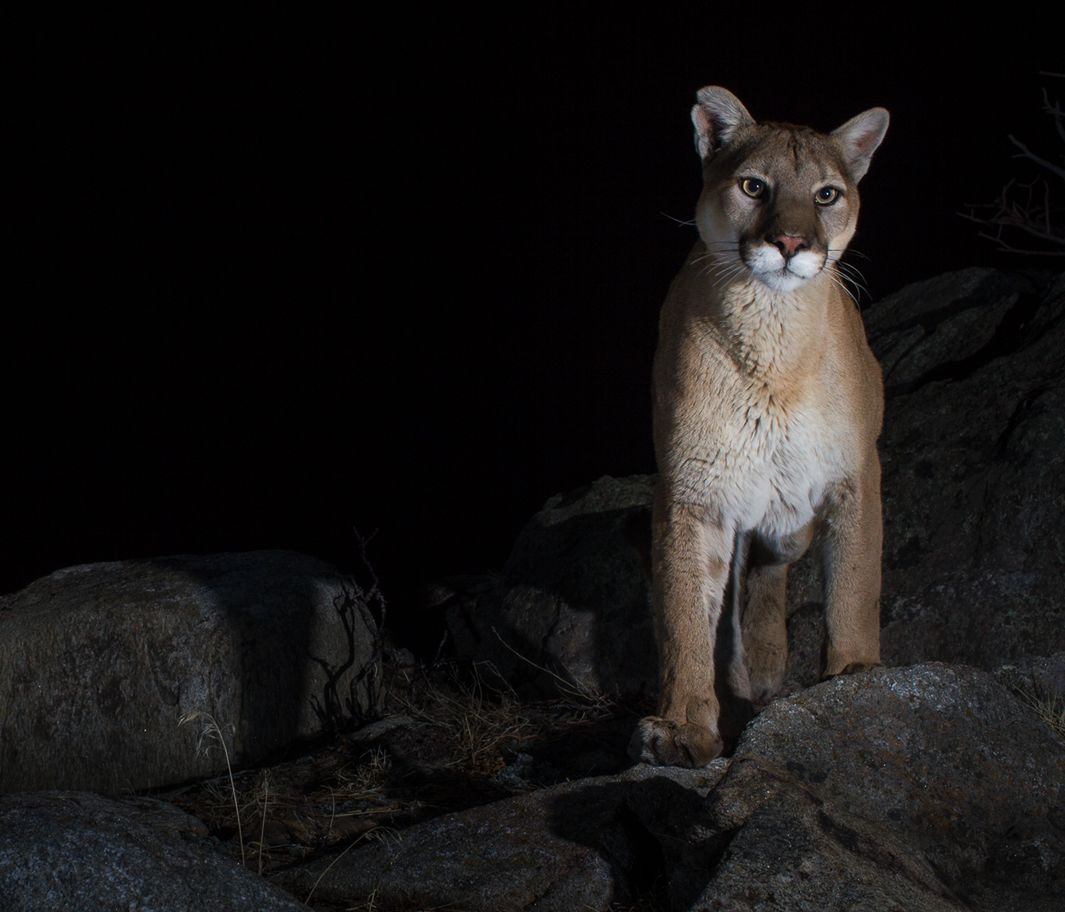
167 654 630 892
387 656 621 779
490 626 618 713
341 745 392 793
179 710 246 866
389 662 535 776
303 827 399 908
1014 685 1065 744
164 739 420 875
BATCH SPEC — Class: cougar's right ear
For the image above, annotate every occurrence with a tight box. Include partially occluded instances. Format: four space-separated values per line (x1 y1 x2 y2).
692 86 755 160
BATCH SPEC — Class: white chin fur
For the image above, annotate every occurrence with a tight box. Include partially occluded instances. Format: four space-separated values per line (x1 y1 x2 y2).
758 271 809 292
746 247 822 291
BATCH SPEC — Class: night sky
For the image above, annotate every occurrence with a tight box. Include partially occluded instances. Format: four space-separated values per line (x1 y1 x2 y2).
7 15 1061 640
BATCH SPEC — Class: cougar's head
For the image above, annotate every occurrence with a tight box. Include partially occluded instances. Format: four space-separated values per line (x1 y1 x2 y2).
691 87 888 293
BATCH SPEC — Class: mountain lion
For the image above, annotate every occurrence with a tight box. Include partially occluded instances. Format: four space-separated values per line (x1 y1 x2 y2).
630 87 889 767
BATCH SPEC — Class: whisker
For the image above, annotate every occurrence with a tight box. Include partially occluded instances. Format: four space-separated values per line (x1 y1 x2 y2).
833 258 868 278
827 263 865 303
704 263 741 284
694 248 740 265
825 270 858 305
839 268 864 289
660 211 697 227
834 268 867 290
827 253 872 300
834 260 869 289
711 262 747 289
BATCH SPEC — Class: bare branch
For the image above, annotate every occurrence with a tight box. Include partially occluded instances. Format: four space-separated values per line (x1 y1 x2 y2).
977 216 1063 246
1045 88 1065 145
1007 135 1065 181
963 83 1065 256
977 233 1065 256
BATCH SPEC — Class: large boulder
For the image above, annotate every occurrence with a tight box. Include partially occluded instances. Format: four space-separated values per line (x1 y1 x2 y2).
445 475 656 698
446 268 1065 695
870 269 1065 670
275 664 1065 911
690 663 1065 911
0 791 308 911
0 550 379 793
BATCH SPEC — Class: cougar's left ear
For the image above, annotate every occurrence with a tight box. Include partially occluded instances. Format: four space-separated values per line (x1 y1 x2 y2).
832 107 889 182
692 86 755 160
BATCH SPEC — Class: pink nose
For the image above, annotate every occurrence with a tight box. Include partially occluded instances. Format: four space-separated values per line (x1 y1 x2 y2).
770 234 807 258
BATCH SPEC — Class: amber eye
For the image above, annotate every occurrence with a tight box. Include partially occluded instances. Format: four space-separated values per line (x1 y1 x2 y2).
740 178 766 199
815 186 842 206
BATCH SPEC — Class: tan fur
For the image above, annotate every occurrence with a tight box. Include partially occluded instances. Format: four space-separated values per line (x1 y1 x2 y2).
630 88 889 767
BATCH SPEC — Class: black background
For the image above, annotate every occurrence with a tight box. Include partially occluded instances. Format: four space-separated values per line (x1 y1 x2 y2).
6 13 1061 642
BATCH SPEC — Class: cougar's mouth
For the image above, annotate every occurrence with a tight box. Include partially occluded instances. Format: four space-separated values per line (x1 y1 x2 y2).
742 240 824 292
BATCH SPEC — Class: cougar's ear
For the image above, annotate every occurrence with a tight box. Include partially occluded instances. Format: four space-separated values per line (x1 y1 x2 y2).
832 107 889 182
691 86 755 160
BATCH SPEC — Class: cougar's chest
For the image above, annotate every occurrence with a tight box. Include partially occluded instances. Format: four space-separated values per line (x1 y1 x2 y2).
720 387 827 535
754 400 829 538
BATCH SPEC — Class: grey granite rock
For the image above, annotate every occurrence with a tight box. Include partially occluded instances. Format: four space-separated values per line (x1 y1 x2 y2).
0 791 308 911
0 550 379 792
445 475 657 698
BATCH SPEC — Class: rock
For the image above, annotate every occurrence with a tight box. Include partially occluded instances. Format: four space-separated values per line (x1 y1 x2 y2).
0 791 308 911
994 652 1065 745
676 663 1065 911
275 664 1065 911
447 269 1065 695
445 475 656 698
995 651 1065 702
275 763 723 912
698 667 1053 906
869 269 1065 671
0 551 379 793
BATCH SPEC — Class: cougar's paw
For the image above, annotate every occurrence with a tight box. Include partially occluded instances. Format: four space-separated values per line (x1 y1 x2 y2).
628 715 724 768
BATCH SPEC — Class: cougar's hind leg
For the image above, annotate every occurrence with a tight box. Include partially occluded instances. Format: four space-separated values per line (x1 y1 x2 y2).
742 523 814 706
742 563 789 707
715 532 756 746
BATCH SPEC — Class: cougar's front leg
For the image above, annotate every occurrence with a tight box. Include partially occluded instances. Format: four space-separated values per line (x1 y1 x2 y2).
821 456 882 678
629 491 732 767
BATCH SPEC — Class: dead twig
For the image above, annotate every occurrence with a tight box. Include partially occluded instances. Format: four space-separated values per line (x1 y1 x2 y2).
961 80 1065 256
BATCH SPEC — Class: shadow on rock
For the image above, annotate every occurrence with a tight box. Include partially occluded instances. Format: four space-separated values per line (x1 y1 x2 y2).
545 771 726 911
446 477 659 701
